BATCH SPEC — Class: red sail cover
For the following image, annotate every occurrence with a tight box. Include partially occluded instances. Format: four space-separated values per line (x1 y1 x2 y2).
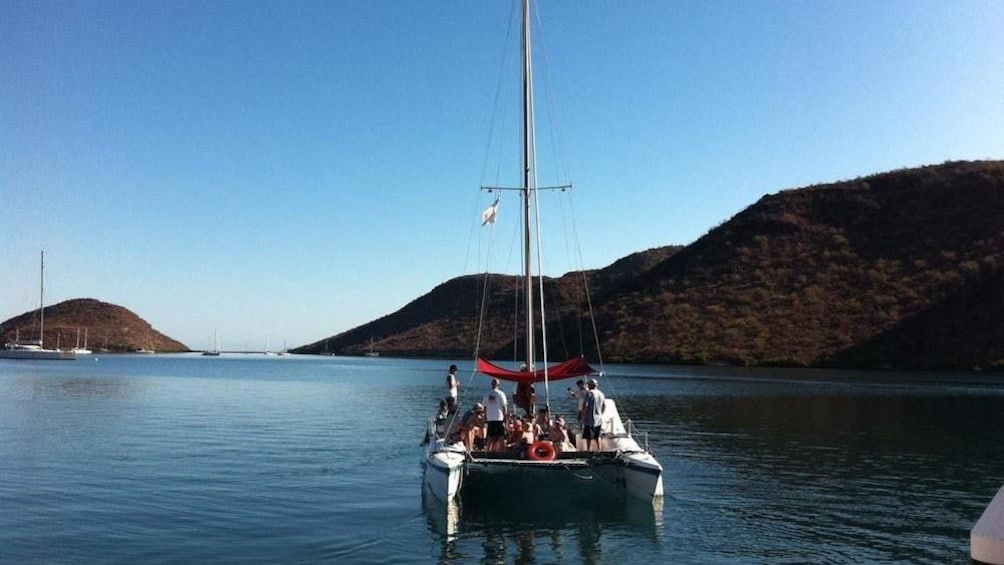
475 357 596 384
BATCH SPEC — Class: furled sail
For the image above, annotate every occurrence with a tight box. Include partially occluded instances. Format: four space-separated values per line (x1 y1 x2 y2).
475 357 596 384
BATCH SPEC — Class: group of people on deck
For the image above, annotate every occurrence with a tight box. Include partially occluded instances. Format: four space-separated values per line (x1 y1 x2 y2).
437 363 607 455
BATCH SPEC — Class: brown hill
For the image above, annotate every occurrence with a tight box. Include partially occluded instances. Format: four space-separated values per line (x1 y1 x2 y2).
596 160 1004 368
294 246 681 357
297 160 1004 371
1 298 189 353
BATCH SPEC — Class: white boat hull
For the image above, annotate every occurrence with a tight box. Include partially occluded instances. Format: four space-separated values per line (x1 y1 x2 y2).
422 440 466 503
463 450 663 499
972 485 1004 565
0 348 76 360
594 400 665 499
590 449 665 499
422 399 664 503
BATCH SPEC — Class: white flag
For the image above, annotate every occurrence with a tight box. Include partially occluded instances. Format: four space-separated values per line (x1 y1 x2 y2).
481 197 500 225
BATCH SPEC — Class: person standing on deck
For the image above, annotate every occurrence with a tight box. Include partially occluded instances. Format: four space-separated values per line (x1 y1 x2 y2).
483 378 509 453
514 364 536 418
515 381 536 418
567 379 587 444
582 378 606 452
568 379 586 422
449 402 485 451
446 364 460 403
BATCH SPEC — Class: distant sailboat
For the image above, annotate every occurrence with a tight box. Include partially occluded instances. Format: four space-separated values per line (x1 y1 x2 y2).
202 330 221 356
98 333 110 353
0 251 77 360
364 338 379 357
71 328 92 355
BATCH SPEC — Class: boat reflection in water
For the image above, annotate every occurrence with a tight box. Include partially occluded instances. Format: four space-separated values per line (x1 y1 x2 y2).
423 478 663 563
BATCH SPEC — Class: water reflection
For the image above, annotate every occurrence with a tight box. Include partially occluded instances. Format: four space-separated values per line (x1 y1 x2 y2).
13 375 140 400
623 388 1004 562
423 480 663 563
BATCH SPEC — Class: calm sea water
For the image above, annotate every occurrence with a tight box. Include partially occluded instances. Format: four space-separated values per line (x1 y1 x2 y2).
1 354 1002 564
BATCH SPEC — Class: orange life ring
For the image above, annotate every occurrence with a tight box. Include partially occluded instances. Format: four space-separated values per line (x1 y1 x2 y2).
527 440 556 461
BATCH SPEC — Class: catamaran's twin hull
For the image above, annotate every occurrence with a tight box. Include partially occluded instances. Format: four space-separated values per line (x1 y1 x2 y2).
592 451 665 500
422 399 664 503
423 450 663 504
599 429 665 498
422 442 466 502
469 453 662 496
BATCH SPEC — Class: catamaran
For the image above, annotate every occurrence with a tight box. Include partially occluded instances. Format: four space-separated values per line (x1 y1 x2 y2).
422 0 663 503
0 251 77 361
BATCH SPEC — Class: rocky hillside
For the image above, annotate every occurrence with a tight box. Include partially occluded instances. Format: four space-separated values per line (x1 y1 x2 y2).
298 160 1004 371
596 160 1004 369
1 298 189 353
294 246 681 358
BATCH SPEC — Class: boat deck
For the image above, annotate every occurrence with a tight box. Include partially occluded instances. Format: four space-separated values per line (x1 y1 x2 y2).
467 450 619 468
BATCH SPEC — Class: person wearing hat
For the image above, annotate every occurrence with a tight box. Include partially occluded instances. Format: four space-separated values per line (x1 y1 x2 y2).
482 378 509 452
548 415 574 454
451 402 486 451
582 378 606 452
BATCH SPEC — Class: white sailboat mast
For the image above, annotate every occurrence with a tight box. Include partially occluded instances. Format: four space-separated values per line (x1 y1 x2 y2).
521 0 535 371
39 250 45 348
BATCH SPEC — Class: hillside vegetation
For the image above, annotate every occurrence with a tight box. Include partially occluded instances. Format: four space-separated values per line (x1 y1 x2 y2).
598 160 1004 369
1 298 189 353
307 160 1004 371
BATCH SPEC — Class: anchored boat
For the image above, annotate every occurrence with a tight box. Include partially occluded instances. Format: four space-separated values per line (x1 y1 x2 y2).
421 0 663 504
0 251 77 361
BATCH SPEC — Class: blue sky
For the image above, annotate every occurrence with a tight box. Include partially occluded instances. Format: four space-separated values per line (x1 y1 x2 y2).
3 0 1003 350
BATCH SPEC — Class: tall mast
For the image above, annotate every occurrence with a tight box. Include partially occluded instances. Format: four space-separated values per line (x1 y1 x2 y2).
39 250 45 348
521 0 535 370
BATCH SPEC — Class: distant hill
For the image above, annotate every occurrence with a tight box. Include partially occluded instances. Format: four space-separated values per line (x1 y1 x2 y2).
294 246 681 358
297 160 1004 371
1 298 189 353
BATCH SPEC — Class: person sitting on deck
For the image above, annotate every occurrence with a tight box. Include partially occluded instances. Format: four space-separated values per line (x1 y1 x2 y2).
548 415 576 453
510 417 536 457
449 402 485 451
435 399 449 435
523 416 540 442
423 399 452 446
505 419 525 450
515 381 536 418
535 407 553 437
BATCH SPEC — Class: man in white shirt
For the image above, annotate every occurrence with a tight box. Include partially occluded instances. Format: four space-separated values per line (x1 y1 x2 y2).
483 378 509 452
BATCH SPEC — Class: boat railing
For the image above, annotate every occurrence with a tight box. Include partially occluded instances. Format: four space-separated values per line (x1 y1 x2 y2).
623 419 653 452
